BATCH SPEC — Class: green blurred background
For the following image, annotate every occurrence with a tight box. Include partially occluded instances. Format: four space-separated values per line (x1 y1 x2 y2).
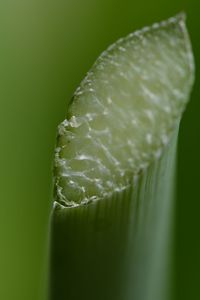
0 0 199 299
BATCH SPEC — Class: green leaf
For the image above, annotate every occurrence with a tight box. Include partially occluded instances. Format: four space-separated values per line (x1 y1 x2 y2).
50 14 194 300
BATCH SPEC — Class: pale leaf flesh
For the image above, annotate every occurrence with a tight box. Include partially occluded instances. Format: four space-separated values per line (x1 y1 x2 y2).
54 13 194 207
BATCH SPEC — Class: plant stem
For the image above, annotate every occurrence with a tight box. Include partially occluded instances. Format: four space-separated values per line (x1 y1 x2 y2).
50 126 177 300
